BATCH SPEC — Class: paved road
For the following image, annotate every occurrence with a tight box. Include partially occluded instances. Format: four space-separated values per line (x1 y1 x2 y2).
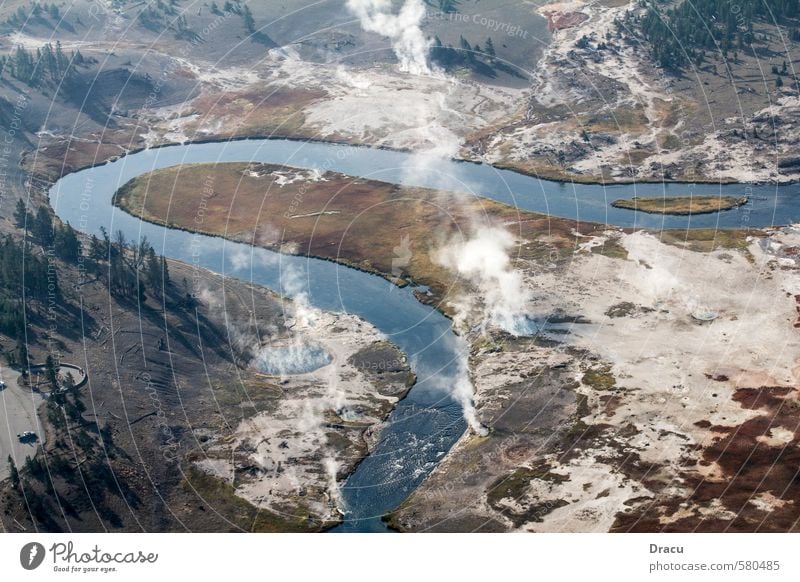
0 367 44 482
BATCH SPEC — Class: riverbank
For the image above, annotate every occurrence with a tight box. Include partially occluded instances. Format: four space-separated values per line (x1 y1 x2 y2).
46 133 797 534
466 0 800 185
111 160 602 313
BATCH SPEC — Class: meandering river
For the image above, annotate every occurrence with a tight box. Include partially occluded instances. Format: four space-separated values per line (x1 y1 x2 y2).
49 138 798 531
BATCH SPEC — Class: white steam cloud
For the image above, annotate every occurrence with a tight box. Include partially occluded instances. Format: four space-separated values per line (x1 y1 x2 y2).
252 343 331 375
450 340 489 437
346 0 431 75
434 226 531 336
347 0 533 435
246 263 347 512
248 263 329 375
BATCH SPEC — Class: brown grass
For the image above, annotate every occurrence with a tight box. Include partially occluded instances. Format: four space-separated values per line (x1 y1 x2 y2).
114 162 593 310
612 195 748 215
612 386 800 532
186 87 326 140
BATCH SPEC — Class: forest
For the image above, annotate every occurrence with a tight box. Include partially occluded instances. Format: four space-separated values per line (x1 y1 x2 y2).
3 200 171 366
0 41 86 88
630 0 800 69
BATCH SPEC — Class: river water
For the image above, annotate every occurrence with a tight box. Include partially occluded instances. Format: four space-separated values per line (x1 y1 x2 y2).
48 138 798 531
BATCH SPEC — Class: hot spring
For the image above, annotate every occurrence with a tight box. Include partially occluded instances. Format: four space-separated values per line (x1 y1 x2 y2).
253 342 332 375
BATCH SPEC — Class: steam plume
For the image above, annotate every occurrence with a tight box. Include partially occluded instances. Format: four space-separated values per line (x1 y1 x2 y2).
347 0 534 435
279 264 347 512
434 225 531 335
346 0 431 75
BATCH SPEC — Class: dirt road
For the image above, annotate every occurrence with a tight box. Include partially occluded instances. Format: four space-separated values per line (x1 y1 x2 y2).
0 367 44 481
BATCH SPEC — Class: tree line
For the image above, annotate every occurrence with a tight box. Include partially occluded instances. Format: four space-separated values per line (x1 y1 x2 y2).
15 199 81 261
630 0 800 70
3 2 61 30
0 41 86 88
88 227 171 301
4 200 171 368
0 234 56 341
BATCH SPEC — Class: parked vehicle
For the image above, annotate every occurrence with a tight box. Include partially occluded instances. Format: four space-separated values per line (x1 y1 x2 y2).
17 431 37 443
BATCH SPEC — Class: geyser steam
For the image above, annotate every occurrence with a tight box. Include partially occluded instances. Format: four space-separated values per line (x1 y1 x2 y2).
346 0 431 75
434 225 531 336
347 0 532 435
256 263 347 512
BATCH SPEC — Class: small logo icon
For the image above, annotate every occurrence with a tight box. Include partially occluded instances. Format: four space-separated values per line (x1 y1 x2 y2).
20 542 45 570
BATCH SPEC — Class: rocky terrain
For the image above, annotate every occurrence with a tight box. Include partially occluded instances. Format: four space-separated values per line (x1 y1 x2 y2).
391 226 800 532
0 0 420 533
11 1 798 186
1 0 799 534
468 0 800 183
192 312 414 526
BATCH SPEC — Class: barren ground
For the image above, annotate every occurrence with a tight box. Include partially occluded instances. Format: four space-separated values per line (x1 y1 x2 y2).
390 227 800 532
2 0 799 534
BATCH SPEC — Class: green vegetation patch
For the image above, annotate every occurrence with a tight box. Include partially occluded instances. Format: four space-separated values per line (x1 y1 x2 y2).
654 228 759 253
612 196 748 216
582 365 616 391
486 461 570 509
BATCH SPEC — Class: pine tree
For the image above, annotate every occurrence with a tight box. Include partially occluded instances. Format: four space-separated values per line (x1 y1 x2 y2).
484 37 496 60
145 248 171 298
459 35 472 59
16 341 29 369
62 371 75 391
32 206 53 246
45 354 59 390
54 223 81 263
161 256 170 286
242 5 255 33
14 198 29 228
637 0 800 71
8 455 20 489
89 234 105 262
